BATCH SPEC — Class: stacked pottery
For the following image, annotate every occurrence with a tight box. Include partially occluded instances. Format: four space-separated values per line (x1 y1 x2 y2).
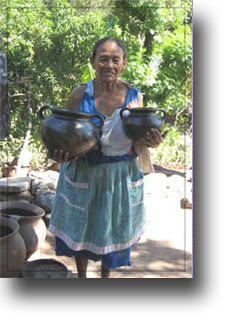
0 201 46 259
0 177 33 202
0 216 26 277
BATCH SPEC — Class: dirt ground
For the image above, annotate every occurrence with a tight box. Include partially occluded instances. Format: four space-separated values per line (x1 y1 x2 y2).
28 171 193 278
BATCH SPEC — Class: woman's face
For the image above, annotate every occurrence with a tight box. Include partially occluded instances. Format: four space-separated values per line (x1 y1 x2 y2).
91 40 127 82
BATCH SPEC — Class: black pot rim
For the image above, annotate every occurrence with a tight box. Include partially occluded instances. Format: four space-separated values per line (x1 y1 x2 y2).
22 258 70 278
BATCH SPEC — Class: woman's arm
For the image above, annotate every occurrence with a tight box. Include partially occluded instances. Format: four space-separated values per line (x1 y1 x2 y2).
138 92 143 108
65 85 86 111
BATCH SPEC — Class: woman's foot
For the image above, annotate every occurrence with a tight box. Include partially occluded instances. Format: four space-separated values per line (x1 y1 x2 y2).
75 257 88 278
101 262 111 278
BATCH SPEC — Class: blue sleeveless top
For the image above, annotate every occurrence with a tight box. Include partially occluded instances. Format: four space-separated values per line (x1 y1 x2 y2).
78 80 142 165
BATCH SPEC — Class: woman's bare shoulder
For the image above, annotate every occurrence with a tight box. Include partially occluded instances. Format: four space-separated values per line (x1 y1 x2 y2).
66 85 86 111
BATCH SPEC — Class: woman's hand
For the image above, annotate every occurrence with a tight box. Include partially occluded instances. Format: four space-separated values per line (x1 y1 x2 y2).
142 128 168 148
47 149 77 163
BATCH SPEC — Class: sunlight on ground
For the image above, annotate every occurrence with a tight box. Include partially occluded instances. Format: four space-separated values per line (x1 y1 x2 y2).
36 172 193 278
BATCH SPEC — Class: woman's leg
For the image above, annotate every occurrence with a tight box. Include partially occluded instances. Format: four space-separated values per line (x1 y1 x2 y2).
101 261 111 278
75 257 88 278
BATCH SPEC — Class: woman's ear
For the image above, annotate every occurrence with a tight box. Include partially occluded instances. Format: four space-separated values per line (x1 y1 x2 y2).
122 58 127 71
90 57 95 68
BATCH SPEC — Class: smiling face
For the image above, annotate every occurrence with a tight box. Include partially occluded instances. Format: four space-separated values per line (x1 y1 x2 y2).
90 40 127 82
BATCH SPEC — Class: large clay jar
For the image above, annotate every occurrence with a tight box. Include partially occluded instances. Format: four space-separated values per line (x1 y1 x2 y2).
39 104 104 159
120 107 167 141
0 217 26 277
0 201 46 259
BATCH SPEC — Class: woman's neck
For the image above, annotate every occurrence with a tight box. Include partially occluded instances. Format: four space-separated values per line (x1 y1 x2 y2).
93 78 122 94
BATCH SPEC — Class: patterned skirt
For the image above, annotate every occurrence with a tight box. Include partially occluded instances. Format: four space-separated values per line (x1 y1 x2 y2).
49 158 146 269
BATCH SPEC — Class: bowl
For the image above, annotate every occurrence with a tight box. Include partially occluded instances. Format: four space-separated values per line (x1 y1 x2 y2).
22 258 70 278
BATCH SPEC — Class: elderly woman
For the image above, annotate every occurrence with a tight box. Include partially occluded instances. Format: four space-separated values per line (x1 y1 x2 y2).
48 37 167 278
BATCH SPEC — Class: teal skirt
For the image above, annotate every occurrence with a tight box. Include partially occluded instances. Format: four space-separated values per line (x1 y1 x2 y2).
49 158 146 265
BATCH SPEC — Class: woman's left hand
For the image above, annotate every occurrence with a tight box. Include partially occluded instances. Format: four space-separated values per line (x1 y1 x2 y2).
142 128 168 148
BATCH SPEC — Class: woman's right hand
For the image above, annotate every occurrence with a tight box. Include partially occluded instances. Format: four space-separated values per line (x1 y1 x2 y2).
48 149 76 163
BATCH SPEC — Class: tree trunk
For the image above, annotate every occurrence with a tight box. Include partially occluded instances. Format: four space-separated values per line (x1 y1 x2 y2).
0 52 11 140
144 32 154 56
16 85 32 177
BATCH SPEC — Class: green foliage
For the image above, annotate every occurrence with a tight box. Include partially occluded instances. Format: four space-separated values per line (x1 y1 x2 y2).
112 0 192 132
0 0 192 169
112 0 164 42
0 0 110 168
150 125 192 165
80 63 96 82
149 23 192 128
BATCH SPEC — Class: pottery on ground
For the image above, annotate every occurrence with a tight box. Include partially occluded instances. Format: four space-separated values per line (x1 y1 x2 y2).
22 258 70 278
0 201 46 259
0 216 26 277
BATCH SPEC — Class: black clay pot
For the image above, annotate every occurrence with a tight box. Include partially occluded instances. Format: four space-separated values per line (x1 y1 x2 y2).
120 107 167 141
22 259 70 278
39 105 104 159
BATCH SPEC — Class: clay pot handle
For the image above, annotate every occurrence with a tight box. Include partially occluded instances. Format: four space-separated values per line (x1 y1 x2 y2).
120 108 131 119
38 104 54 120
92 114 104 129
153 108 167 120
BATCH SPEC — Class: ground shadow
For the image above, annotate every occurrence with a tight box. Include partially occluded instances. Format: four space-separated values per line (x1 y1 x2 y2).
109 239 192 278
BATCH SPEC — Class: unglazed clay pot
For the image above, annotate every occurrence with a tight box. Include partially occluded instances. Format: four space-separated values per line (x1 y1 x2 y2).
0 201 46 259
120 107 167 141
0 217 26 277
39 104 104 159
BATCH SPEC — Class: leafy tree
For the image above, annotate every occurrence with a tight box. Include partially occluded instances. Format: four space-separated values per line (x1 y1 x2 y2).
0 0 192 170
0 0 109 167
111 0 192 131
